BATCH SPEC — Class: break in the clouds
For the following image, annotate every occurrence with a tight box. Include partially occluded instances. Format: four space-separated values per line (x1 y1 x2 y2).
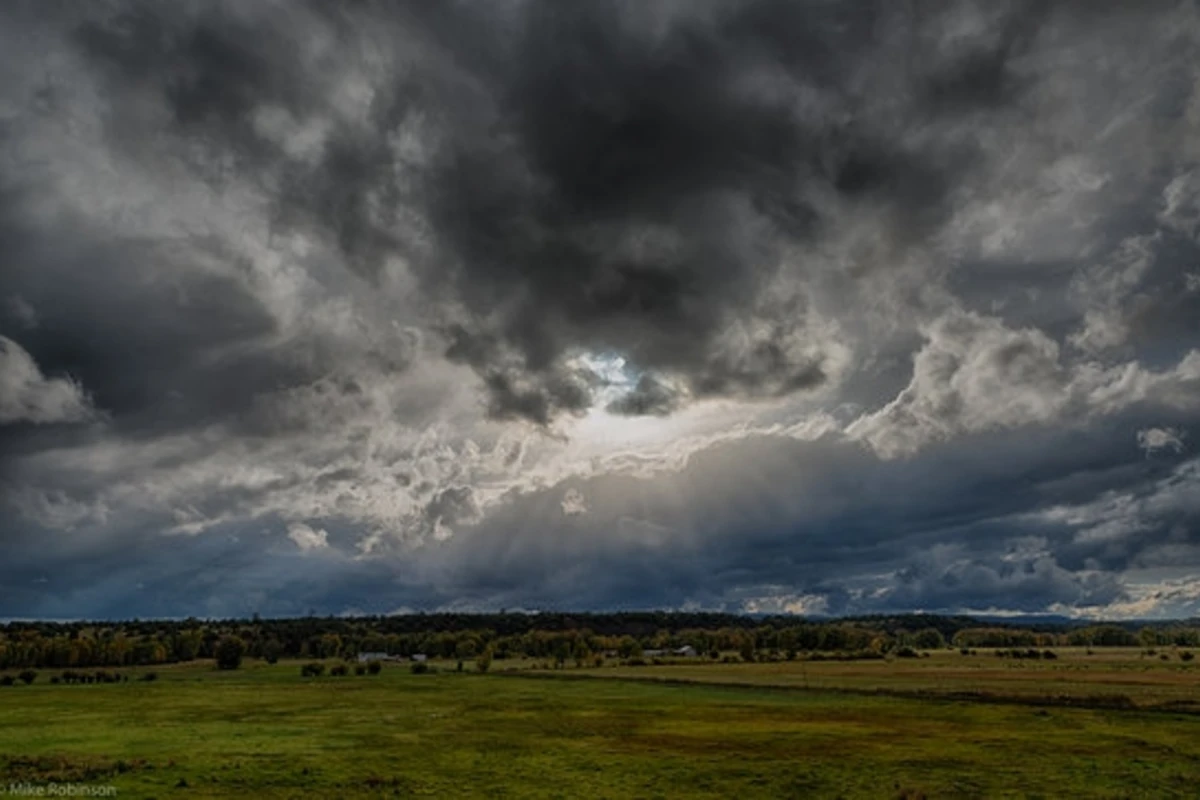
2 1 1200 619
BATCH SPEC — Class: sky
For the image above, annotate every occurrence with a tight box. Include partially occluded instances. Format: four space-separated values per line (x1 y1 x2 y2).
2 1 1200 620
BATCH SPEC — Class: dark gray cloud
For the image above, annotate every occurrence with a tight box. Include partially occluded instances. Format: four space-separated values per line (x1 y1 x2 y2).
48 0 1035 423
1 1 1199 619
606 374 683 417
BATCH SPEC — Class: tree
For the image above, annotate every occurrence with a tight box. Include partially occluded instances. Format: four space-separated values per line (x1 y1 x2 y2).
573 643 592 668
476 646 493 673
914 628 946 650
262 638 283 664
215 636 245 671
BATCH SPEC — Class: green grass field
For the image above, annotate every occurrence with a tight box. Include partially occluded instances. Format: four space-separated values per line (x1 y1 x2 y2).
2 653 1199 798
576 647 1200 709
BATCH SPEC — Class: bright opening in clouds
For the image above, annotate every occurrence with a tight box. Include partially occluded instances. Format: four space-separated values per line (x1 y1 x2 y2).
2 1 1200 620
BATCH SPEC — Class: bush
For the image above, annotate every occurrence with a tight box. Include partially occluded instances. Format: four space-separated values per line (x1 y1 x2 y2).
263 639 283 665
0 676 13 687
50 676 61 685
18 670 37 685
300 663 326 678
475 648 493 674
140 672 158 682
1181 651 1195 662
894 646 919 659
367 660 382 675
355 664 367 676
330 664 348 677
411 662 430 675
215 636 246 671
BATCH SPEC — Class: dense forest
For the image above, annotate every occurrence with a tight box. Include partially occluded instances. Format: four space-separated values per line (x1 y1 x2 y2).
2 612 1198 669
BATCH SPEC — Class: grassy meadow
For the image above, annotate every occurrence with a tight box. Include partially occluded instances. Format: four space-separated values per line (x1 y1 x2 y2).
0 651 1199 798
575 647 1200 709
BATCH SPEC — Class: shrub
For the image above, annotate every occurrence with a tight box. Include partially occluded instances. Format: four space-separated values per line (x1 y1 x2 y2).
894 646 919 659
0 676 13 687
627 658 647 667
300 663 325 678
354 664 367 676
411 662 430 675
475 648 493 674
263 639 283 665
50 676 61 685
1181 651 1195 662
140 672 158 682
366 660 382 675
960 648 971 655
18 670 37 685
1160 653 1170 661
330 664 348 677
1042 650 1058 660
215 636 246 671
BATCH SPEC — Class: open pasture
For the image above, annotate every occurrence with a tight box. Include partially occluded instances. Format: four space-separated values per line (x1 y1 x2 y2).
574 647 1200 710
1 657 1199 798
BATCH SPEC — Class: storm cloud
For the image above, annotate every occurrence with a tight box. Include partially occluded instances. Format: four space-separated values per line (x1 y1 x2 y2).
1 1 1200 619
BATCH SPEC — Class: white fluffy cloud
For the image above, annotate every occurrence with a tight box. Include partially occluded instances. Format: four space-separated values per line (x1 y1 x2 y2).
0 336 95 425
1138 427 1186 456
850 310 1200 459
287 522 329 552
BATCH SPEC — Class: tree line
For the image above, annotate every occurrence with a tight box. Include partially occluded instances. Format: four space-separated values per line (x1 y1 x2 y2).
1 612 1197 669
